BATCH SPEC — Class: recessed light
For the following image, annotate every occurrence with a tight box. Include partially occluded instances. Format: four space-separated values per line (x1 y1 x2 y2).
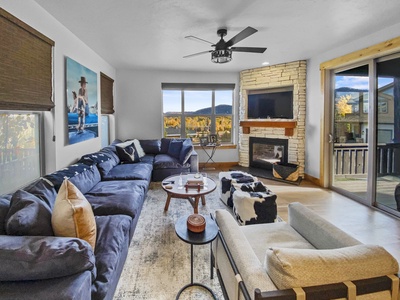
262 61 270 66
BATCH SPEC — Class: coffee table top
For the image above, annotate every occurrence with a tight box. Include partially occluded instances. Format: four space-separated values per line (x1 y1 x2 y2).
161 174 216 197
175 215 218 245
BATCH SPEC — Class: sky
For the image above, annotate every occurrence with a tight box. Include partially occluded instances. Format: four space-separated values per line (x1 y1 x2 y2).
335 75 393 90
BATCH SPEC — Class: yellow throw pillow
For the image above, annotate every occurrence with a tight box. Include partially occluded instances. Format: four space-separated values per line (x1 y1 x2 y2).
52 179 96 250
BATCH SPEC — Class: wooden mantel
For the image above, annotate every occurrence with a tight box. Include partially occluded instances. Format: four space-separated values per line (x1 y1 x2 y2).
240 120 297 136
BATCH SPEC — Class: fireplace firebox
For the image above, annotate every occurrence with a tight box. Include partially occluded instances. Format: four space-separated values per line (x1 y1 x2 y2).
249 137 288 170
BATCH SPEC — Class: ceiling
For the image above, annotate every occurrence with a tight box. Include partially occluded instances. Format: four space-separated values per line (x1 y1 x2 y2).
34 0 400 73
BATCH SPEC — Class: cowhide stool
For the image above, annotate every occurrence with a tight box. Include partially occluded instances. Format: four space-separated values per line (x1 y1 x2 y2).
232 181 277 225
218 171 257 207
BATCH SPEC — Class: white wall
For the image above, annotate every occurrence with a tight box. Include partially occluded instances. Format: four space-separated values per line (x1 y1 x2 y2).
0 1 116 173
305 22 400 179
116 69 239 163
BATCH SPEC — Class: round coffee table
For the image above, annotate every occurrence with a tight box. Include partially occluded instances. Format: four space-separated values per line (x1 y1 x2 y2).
175 215 219 299
162 174 216 214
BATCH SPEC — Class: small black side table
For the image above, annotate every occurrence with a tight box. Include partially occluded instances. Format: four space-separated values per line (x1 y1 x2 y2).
175 215 219 299
201 143 219 170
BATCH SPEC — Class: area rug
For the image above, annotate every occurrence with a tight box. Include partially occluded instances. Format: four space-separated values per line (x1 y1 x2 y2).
113 175 229 300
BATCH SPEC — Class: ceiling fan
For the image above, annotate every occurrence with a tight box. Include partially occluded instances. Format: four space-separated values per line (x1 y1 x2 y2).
184 26 267 64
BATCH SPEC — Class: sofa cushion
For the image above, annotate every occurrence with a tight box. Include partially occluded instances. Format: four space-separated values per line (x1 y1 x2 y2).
179 138 194 164
115 141 140 163
139 139 161 154
23 178 58 209
0 194 12 235
153 154 190 169
52 179 97 250
265 244 399 289
101 162 152 182
43 163 97 192
85 180 147 218
92 215 131 300
68 165 101 195
79 151 112 166
160 138 171 154
168 139 183 159
5 190 54 236
0 235 96 281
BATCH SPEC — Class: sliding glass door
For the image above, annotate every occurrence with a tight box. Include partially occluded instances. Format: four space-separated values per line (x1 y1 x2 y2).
330 54 400 216
331 64 369 202
375 56 400 213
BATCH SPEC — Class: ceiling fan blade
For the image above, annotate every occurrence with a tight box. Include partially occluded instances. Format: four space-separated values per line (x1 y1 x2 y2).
183 50 212 58
185 35 214 45
226 26 258 47
231 47 267 53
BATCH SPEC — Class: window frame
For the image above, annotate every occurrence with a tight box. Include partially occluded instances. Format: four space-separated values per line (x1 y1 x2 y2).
162 83 234 144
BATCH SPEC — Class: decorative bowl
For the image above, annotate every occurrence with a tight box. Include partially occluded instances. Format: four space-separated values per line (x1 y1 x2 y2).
187 214 206 233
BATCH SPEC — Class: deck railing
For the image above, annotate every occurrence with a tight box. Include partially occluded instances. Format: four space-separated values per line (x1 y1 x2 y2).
334 143 400 176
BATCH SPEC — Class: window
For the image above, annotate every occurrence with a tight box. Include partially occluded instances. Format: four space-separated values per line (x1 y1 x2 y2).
162 83 234 144
0 112 41 194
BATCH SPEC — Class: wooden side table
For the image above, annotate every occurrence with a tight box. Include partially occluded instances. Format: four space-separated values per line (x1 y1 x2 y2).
175 215 219 299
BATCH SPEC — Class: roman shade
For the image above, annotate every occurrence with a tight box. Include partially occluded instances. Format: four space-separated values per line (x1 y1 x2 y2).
100 72 114 114
0 8 55 111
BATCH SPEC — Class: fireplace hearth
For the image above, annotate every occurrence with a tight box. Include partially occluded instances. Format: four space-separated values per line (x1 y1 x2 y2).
249 137 288 170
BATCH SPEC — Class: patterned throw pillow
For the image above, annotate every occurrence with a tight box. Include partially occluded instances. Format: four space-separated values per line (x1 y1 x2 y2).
115 141 140 163
52 179 97 250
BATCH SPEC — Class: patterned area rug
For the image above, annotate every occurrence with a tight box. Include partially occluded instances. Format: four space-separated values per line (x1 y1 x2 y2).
113 175 229 300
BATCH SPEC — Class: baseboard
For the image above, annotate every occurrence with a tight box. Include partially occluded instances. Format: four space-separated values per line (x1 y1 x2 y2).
304 173 322 186
199 162 238 170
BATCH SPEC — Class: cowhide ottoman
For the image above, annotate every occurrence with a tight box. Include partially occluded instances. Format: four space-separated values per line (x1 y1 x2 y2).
218 171 257 207
232 181 277 225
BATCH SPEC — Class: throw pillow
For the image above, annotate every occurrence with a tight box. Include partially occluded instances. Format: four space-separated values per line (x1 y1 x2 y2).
168 139 183 159
115 141 140 163
52 179 97 250
179 138 194 165
133 139 146 158
5 190 54 236
265 245 399 290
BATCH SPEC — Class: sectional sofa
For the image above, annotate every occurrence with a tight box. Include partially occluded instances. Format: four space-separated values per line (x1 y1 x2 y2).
0 138 198 300
213 202 400 300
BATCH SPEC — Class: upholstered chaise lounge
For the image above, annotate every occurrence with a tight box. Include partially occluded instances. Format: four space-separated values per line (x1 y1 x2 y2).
213 202 399 300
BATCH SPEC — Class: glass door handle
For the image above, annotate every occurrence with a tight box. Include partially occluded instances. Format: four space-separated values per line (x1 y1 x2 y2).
328 133 334 143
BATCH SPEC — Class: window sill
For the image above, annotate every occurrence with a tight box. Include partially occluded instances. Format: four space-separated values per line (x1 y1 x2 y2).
194 144 237 150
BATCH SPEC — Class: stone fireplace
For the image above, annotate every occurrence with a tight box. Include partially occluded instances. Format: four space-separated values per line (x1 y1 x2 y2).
239 60 306 177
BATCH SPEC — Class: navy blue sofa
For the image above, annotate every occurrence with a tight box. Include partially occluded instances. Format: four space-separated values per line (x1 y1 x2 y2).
0 138 198 300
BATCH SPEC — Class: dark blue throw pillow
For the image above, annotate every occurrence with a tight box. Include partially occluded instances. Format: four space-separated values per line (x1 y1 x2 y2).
168 140 183 159
5 190 54 236
179 139 193 164
116 141 140 163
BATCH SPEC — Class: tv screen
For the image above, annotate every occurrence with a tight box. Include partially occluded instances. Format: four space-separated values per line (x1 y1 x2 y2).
247 90 293 119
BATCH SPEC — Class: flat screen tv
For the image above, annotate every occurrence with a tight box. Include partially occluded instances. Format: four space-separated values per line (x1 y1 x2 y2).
247 87 293 119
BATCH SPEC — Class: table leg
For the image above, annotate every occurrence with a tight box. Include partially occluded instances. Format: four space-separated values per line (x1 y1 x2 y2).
193 196 199 214
201 195 206 206
164 194 172 211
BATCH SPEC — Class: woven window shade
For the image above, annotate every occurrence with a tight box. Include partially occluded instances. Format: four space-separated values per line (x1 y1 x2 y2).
0 8 55 111
100 72 114 114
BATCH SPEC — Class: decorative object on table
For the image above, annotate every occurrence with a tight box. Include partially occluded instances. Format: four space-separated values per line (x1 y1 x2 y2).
273 162 299 182
208 134 218 144
66 57 98 145
186 173 204 184
185 183 203 192
200 136 209 146
186 214 206 233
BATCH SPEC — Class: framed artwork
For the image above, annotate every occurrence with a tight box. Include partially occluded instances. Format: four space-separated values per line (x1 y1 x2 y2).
209 134 218 144
66 57 98 145
200 137 209 146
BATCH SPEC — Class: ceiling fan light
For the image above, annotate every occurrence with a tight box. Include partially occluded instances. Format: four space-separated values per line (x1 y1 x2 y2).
211 49 232 64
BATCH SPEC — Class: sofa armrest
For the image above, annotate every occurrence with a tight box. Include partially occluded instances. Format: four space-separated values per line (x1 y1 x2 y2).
189 150 199 173
0 235 96 281
214 210 277 300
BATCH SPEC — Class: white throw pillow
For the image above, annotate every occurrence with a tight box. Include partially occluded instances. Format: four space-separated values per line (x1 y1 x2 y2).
265 244 398 289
